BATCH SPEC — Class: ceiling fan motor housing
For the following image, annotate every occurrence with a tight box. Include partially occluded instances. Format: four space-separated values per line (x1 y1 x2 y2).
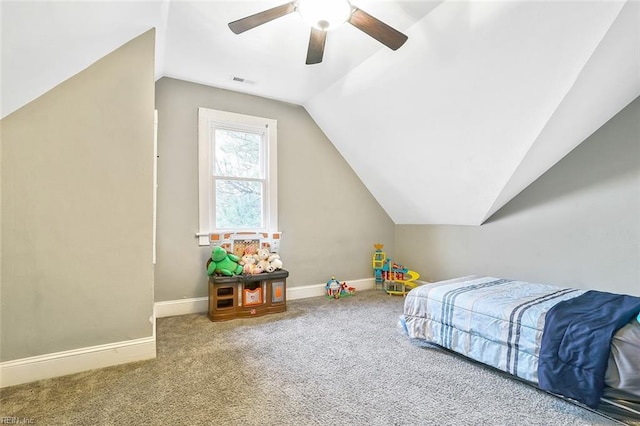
297 0 352 31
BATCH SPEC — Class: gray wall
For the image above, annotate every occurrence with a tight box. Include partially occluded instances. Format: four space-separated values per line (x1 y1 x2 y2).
154 78 395 302
396 96 639 296
1 30 156 361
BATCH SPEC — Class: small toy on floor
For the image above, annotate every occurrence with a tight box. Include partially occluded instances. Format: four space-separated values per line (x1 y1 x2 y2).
372 243 420 296
325 277 355 299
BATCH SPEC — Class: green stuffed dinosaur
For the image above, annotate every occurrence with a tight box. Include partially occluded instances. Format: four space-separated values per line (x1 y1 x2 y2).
207 246 243 276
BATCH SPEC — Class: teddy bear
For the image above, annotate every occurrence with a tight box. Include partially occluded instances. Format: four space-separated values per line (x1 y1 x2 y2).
256 248 270 262
255 248 271 272
240 254 257 274
268 253 283 270
207 246 243 276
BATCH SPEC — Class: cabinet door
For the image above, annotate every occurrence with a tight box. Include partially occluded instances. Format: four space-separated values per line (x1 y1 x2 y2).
272 280 285 303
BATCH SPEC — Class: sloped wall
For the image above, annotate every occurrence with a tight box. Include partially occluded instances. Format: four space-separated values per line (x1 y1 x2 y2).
154 77 395 302
1 30 156 361
396 96 639 296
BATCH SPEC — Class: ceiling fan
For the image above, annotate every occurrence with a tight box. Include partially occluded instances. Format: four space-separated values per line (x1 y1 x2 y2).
228 0 408 65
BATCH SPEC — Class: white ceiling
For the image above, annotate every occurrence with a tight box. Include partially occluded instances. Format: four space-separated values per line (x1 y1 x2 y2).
2 0 639 225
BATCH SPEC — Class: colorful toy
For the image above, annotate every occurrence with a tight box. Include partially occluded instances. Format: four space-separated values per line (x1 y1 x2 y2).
207 246 243 276
372 244 386 290
325 277 355 299
372 244 420 296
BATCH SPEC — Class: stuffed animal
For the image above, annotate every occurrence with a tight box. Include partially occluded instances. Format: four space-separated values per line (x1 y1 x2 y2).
240 254 257 274
250 263 265 275
256 248 270 263
207 246 243 276
268 253 283 270
251 248 268 272
257 259 270 271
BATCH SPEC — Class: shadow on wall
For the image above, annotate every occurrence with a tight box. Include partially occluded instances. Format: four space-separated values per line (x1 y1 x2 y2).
485 97 639 225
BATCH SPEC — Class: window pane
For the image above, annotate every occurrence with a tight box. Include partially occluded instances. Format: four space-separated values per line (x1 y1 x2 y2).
214 129 262 178
215 179 263 229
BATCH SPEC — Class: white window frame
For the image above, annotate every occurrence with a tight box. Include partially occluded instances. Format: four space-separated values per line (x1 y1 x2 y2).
197 107 278 246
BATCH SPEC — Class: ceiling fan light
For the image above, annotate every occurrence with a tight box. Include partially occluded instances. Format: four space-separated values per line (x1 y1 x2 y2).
298 0 352 31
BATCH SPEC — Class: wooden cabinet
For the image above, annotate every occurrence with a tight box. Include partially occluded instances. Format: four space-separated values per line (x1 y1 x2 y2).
208 270 288 321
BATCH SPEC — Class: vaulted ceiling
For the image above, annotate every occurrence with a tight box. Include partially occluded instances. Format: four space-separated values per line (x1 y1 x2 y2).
2 0 638 225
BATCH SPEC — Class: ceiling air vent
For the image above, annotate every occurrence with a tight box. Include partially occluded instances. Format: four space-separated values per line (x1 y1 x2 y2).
231 76 256 85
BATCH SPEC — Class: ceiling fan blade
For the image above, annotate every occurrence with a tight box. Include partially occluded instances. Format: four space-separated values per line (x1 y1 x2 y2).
229 1 296 34
306 27 327 65
348 8 408 51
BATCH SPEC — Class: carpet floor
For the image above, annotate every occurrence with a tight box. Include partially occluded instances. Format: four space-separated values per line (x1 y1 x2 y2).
0 290 624 425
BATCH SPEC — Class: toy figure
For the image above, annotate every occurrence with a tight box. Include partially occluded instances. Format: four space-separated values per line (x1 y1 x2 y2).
207 246 243 276
325 277 342 299
325 277 354 299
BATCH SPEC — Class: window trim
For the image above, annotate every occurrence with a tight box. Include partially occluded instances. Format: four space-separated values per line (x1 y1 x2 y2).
197 107 278 246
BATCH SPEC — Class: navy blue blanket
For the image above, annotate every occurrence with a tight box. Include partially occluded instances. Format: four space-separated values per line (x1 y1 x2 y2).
538 290 640 408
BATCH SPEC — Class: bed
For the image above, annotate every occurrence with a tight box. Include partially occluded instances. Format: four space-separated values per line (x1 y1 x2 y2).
401 276 640 424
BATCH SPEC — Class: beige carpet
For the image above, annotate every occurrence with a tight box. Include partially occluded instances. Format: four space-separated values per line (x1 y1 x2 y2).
0 290 623 425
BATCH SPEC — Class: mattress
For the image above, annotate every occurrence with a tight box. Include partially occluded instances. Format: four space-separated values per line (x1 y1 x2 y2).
606 320 640 399
402 276 640 405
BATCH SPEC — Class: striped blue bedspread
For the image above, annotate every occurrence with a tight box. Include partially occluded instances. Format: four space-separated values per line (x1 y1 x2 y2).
403 276 584 384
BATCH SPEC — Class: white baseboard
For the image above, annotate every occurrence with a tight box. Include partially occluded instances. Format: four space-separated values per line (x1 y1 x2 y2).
0 336 156 388
287 278 376 300
155 297 208 318
153 278 377 317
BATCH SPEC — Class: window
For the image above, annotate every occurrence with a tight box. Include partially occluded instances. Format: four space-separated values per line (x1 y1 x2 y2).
197 108 277 246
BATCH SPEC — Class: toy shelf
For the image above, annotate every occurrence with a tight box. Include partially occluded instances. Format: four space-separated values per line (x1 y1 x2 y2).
208 270 288 322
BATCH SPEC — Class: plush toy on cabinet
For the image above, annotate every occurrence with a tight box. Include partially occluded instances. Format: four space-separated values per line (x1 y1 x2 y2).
250 263 265 275
240 253 257 274
207 246 243 276
268 253 283 270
